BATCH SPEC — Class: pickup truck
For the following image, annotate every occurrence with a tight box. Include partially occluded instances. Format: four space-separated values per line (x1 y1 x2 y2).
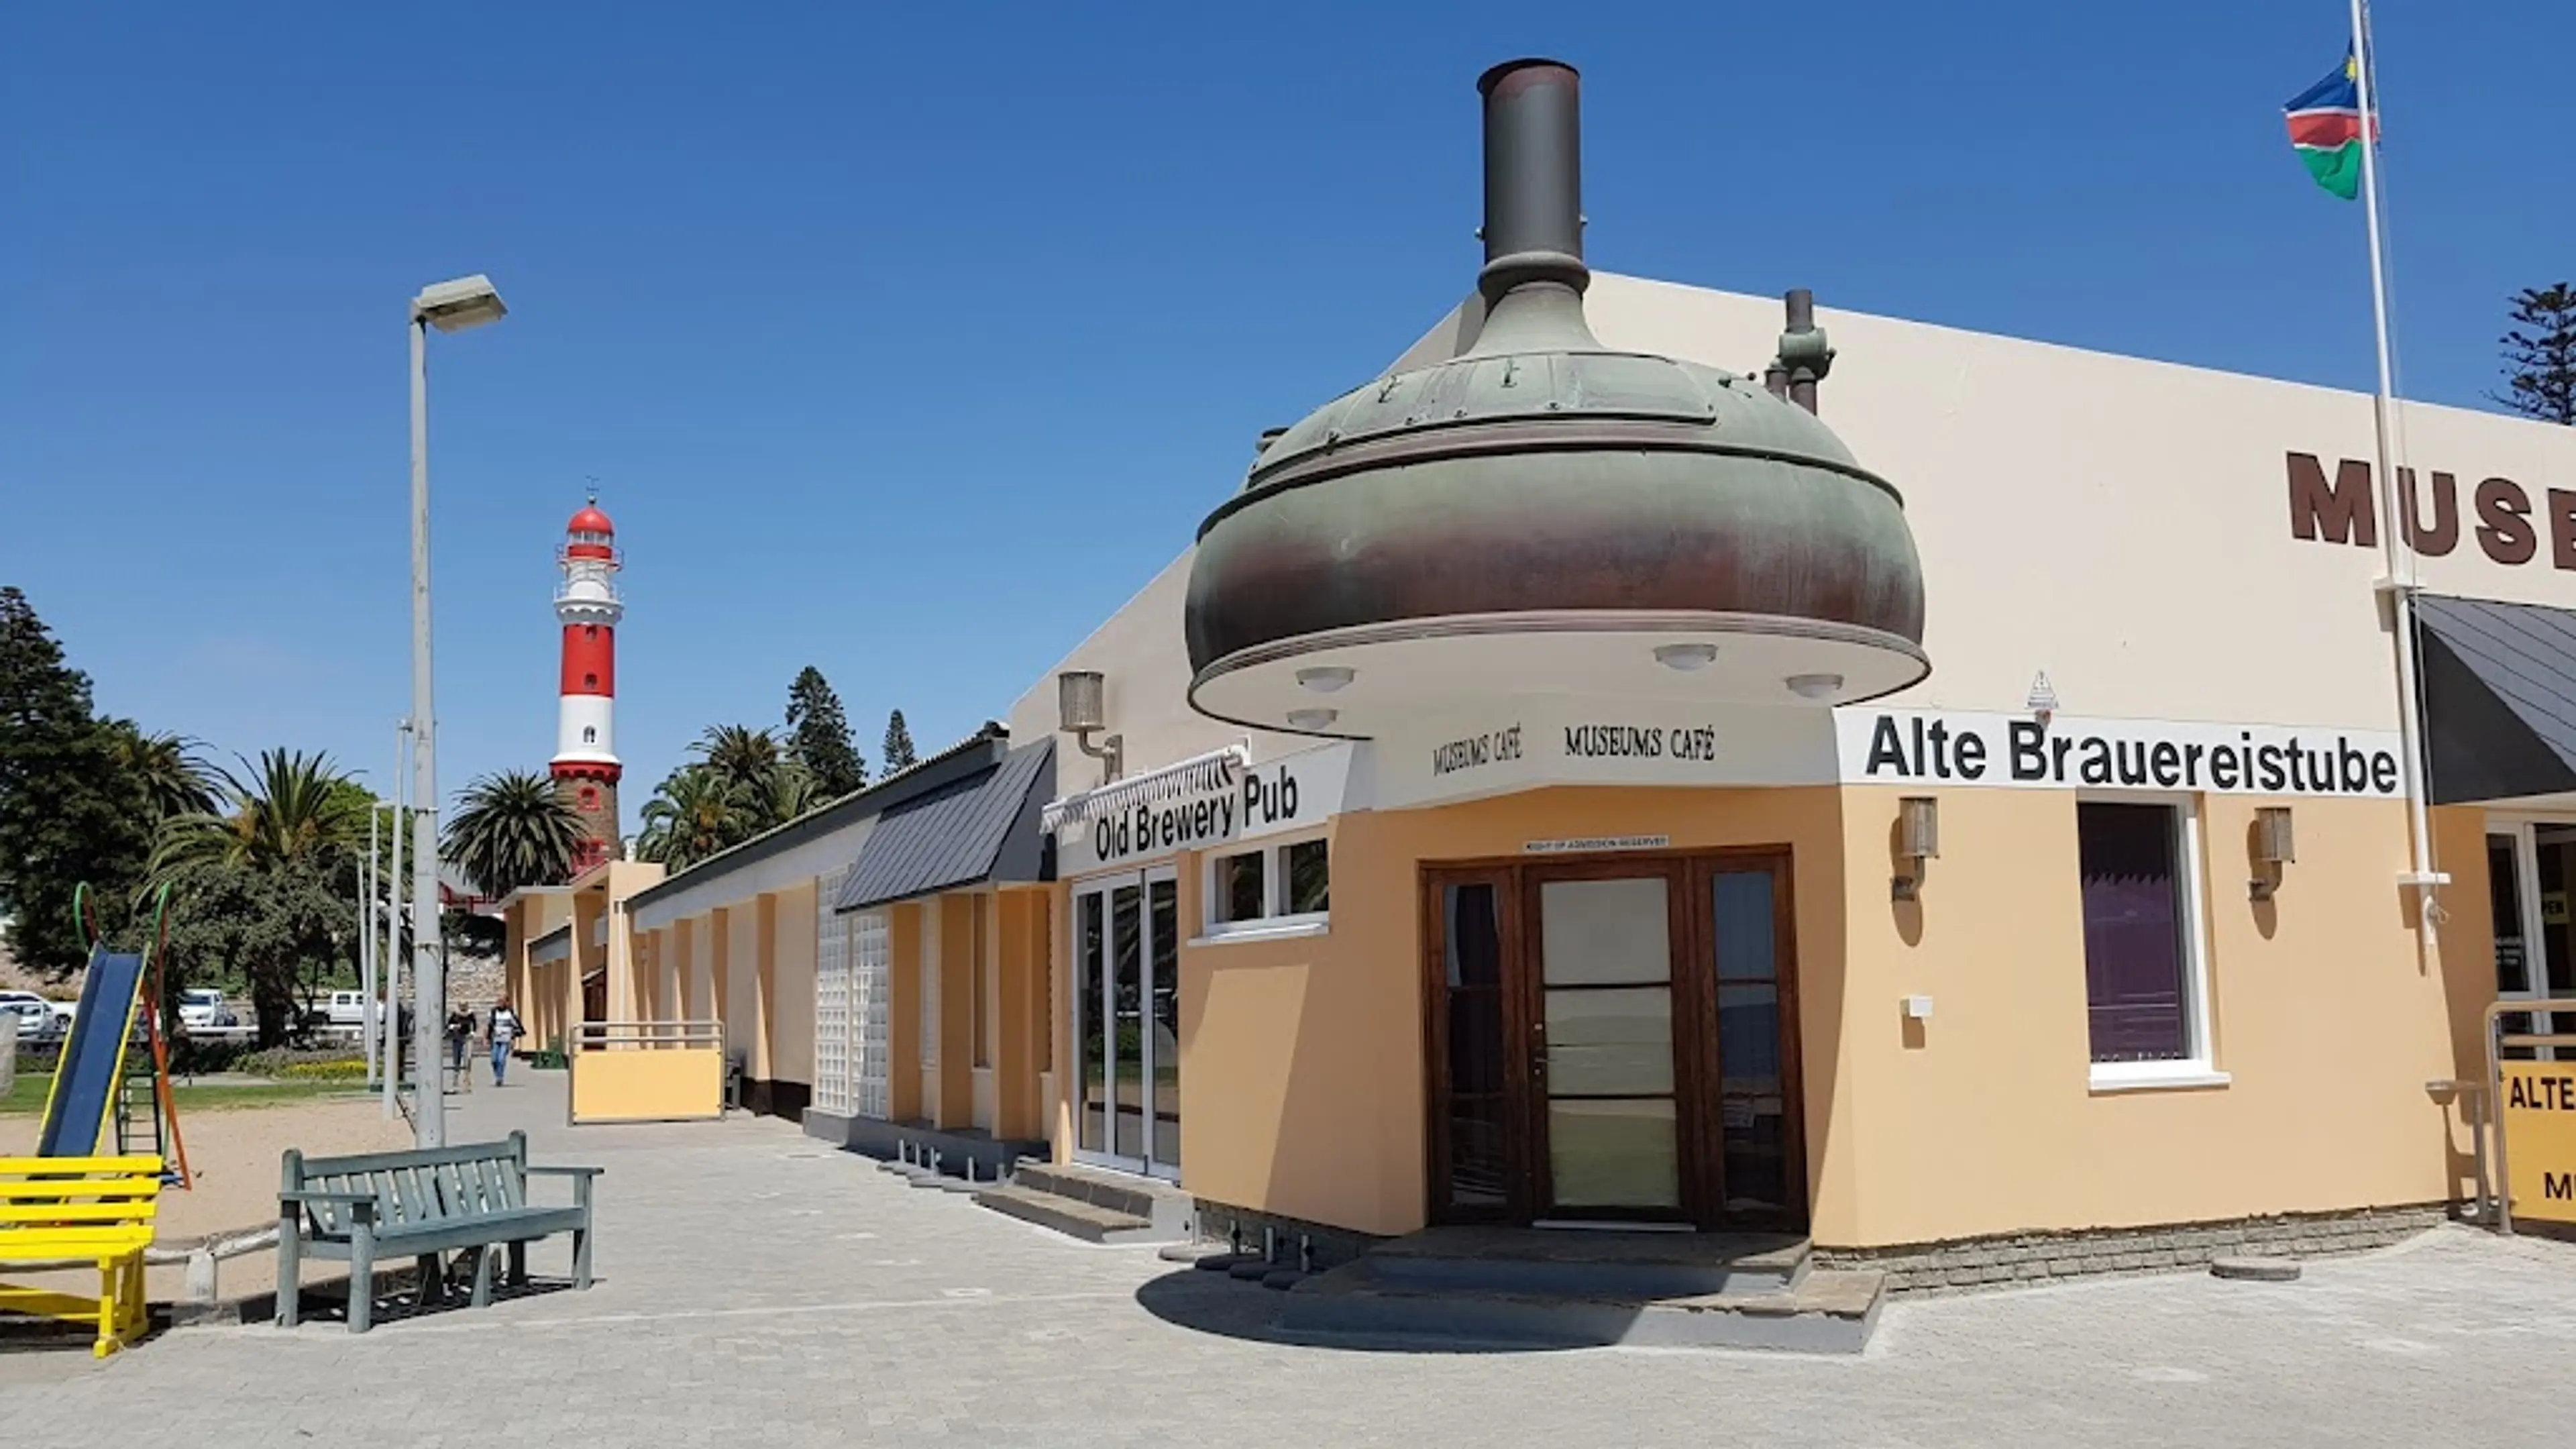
178 988 238 1030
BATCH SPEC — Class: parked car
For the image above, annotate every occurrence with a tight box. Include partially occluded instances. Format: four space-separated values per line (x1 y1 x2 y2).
326 990 368 1027
177 988 238 1030
48 1000 75 1034
0 991 56 1042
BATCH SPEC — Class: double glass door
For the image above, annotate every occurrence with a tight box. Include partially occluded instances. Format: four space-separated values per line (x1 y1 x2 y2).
1073 867 1181 1179
1424 851 1804 1230
2489 820 2576 1058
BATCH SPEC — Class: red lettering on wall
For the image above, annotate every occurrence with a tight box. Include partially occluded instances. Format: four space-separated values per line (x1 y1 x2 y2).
2399 469 2459 556
2287 453 2377 547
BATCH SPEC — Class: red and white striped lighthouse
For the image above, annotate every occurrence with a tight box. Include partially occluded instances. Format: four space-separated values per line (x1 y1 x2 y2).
551 496 624 871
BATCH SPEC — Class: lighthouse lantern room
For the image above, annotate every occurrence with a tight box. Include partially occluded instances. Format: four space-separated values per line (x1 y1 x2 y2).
553 496 624 871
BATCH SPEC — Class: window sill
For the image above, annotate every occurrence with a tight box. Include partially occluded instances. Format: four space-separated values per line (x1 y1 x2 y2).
1189 916 1330 948
2088 1066 2232 1095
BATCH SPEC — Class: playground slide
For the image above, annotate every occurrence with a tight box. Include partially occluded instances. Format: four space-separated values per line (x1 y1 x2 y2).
34 948 146 1159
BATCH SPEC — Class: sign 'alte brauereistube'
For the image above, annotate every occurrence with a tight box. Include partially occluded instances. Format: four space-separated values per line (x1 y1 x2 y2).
1837 710 2404 798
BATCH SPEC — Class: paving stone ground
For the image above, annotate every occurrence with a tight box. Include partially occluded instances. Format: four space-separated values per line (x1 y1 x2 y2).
4 1071 2572 1446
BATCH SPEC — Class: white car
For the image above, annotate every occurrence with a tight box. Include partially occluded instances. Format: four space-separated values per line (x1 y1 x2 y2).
178 988 237 1030
0 991 54 1042
325 990 368 1027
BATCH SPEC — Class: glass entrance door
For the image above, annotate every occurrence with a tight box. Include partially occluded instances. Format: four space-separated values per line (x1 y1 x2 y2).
2489 821 2576 1060
1072 868 1180 1179
1531 869 1687 1219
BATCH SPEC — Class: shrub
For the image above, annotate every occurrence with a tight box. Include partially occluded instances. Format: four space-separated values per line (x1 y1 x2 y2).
233 1046 366 1081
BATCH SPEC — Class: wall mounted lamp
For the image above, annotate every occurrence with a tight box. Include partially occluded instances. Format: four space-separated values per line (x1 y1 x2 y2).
2250 806 2295 902
1057 670 1122 784
1892 796 1939 902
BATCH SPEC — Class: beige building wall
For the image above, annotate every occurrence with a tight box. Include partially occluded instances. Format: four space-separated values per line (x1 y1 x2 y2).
769 883 818 1089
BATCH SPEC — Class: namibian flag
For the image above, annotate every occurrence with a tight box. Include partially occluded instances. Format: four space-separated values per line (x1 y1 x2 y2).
2284 52 2373 201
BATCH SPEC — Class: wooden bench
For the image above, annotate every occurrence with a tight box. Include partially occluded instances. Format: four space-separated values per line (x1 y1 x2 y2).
277 1130 599 1333
0 1154 162 1357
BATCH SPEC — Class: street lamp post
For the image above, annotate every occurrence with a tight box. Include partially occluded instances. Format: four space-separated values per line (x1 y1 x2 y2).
408 274 507 1148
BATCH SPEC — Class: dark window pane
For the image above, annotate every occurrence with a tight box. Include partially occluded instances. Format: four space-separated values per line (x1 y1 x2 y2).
1446 884 1501 988
2078 802 2189 1062
1711 870 1777 981
1719 1095 1789 1213
1446 1098 1509 1208
1716 983 1780 1088
1112 885 1144 1157
2540 833 2576 996
1077 892 1105 1152
2492 835 2529 995
1286 839 1330 914
1151 878 1180 1167
1214 851 1265 924
1448 990 1503 1095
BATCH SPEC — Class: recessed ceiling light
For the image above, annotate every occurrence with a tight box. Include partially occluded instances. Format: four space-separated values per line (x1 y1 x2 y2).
1296 667 1355 694
1786 673 1844 700
1654 643 1719 672
1285 708 1339 731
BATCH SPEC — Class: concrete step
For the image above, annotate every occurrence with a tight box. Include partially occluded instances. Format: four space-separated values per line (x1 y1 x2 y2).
971 1184 1171 1244
1275 1259 1884 1354
1364 1226 1809 1299
1003 1163 1191 1235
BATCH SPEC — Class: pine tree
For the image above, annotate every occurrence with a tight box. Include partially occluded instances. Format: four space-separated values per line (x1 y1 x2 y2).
2496 283 2576 425
784 666 867 800
882 709 918 774
0 588 153 973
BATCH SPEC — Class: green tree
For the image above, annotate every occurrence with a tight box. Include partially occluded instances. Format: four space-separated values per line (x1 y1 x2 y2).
152 749 364 1041
692 723 813 832
634 765 758 871
882 709 918 774
0 587 153 973
443 769 585 900
105 724 219 821
2496 283 2576 425
784 666 867 800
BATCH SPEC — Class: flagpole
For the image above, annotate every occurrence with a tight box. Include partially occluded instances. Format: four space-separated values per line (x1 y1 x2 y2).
2350 0 2443 947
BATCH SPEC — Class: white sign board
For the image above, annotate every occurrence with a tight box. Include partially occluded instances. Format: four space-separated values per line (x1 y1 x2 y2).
1834 708 2404 798
1371 700 1837 808
1058 742 1355 875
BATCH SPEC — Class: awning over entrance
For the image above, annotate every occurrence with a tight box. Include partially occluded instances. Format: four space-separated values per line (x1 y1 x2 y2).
832 738 1056 912
2417 594 2576 804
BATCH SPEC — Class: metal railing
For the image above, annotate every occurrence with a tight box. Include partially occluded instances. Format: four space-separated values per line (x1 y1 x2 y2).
570 1019 722 1051
2485 996 2576 1236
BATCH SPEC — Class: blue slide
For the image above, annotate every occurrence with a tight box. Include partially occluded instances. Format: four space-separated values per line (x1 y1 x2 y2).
34 947 146 1159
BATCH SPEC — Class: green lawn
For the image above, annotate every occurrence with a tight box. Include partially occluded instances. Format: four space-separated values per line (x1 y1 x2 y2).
1 1073 362 1115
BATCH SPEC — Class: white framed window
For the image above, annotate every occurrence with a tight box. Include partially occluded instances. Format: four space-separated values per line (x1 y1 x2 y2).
2076 795 2226 1091
1199 833 1330 943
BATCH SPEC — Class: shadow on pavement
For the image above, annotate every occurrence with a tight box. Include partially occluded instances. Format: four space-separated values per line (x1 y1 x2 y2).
1132 1267 1578 1355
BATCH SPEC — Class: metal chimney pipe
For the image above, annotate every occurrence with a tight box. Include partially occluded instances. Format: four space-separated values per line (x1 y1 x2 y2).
1476 58 1587 305
1778 287 1834 416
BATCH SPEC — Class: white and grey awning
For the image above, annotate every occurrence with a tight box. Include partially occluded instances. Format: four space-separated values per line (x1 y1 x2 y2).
1041 743 1249 833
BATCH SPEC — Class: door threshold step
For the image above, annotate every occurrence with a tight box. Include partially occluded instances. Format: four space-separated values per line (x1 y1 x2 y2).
1364 1226 1809 1298
1276 1260 1884 1353
971 1184 1179 1245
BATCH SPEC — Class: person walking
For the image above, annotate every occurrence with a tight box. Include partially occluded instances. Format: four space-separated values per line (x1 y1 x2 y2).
488 995 524 1087
445 1004 476 1092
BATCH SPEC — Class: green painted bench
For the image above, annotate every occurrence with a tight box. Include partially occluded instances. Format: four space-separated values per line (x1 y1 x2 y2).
276 1130 600 1333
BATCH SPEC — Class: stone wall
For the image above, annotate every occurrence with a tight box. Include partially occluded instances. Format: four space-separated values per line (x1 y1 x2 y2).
1814 1203 2452 1294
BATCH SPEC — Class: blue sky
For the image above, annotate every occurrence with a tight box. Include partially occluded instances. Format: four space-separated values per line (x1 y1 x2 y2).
2 3 2562 825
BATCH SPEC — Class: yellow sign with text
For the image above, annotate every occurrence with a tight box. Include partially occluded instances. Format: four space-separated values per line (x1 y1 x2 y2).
2504 1063 2576 1224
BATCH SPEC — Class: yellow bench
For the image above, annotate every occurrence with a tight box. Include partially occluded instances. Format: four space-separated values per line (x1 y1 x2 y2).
0 1155 164 1358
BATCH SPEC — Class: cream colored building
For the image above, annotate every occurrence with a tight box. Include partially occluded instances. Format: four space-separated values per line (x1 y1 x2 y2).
1002 269 2576 1269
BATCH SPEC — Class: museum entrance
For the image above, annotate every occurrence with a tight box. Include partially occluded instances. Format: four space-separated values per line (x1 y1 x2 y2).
1421 850 1806 1232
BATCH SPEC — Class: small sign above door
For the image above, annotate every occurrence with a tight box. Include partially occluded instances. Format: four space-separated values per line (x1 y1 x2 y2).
1523 835 1672 856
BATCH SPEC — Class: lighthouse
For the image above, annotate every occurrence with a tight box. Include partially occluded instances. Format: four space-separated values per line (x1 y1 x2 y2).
552 496 624 871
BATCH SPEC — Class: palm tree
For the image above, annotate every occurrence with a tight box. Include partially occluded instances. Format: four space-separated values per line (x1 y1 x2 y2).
692 723 817 830
635 765 758 871
444 770 585 899
151 748 364 877
107 722 219 820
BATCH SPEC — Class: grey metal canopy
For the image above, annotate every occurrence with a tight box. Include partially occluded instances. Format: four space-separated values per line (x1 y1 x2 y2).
2416 594 2576 804
832 739 1056 912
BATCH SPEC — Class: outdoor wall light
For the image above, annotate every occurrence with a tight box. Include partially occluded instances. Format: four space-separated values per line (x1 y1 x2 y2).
1057 670 1123 784
1285 707 1340 731
1654 643 1719 672
1892 796 1939 902
2250 806 2295 902
1296 666 1356 694
1786 672 1844 700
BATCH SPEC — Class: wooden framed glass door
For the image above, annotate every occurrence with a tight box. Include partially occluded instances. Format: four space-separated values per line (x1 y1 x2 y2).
1420 849 1807 1231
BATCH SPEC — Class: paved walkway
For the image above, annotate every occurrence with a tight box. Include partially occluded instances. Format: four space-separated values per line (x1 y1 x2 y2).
4 1071 2573 1445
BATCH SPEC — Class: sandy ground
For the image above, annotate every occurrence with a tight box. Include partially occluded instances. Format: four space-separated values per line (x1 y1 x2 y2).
1 1094 411 1302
